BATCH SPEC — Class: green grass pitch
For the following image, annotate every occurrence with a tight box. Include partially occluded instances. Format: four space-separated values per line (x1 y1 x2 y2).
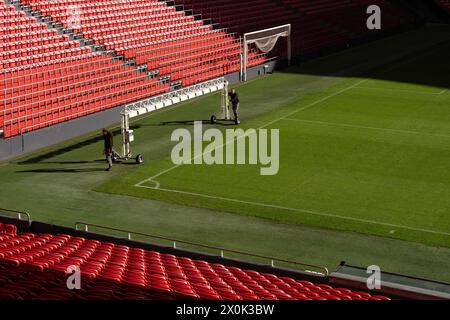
98 30 450 248
1 26 450 282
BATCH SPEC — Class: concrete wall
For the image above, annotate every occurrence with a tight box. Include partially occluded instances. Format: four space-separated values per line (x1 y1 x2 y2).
0 62 276 162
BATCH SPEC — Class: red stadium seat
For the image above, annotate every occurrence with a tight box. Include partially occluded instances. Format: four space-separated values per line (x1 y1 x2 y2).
0 223 17 235
0 222 393 300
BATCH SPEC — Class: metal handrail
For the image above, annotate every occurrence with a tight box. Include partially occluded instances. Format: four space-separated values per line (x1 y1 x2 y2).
0 207 31 225
75 221 329 276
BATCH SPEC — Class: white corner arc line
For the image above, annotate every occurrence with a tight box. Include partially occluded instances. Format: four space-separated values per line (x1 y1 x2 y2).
135 183 450 237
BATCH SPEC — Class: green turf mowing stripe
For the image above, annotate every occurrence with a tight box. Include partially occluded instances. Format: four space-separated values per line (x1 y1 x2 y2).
107 35 450 250
3 26 450 283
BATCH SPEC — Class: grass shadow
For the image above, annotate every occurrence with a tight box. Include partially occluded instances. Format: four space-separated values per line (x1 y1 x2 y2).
17 131 121 165
36 159 106 165
160 119 237 127
16 167 107 173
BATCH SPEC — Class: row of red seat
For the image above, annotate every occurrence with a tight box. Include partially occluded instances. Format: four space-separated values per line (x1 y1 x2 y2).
2 35 72 52
0 223 391 300
20 0 257 87
0 0 172 137
0 223 17 235
1 0 267 138
1 42 80 60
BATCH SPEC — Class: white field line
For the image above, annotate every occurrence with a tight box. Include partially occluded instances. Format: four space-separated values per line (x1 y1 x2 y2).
135 78 368 187
282 118 450 139
438 88 449 95
136 184 450 237
132 48 450 237
136 46 443 186
353 86 443 95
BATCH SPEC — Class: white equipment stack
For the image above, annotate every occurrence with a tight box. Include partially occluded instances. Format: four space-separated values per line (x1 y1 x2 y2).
117 78 229 164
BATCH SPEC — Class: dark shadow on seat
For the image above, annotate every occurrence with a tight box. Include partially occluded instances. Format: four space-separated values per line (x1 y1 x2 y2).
280 32 450 90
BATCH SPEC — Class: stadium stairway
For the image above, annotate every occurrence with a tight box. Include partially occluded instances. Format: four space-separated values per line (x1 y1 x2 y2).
0 221 393 300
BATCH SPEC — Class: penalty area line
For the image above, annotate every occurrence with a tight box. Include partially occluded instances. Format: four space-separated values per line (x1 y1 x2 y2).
135 182 450 237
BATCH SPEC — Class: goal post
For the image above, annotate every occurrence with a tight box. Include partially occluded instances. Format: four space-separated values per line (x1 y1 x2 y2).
242 24 291 81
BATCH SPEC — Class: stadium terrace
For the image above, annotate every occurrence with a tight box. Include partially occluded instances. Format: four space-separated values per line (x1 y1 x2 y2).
1 0 450 309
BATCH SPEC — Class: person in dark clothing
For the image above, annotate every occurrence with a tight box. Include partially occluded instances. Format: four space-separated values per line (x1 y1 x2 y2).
228 89 240 124
102 128 114 171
